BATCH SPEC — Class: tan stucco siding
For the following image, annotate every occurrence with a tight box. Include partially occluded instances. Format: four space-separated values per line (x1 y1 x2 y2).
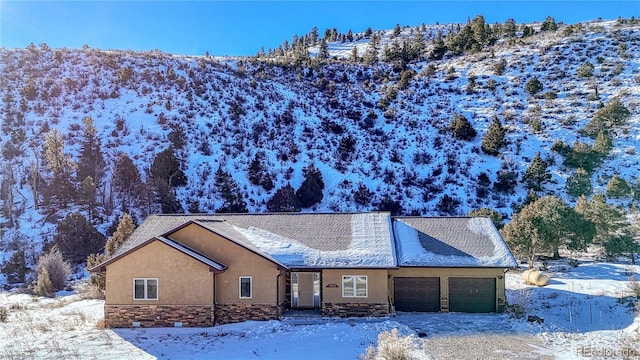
170 224 280 304
321 269 389 304
105 240 213 305
388 267 507 310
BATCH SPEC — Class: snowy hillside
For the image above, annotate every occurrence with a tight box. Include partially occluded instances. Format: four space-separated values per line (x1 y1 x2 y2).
1 17 640 277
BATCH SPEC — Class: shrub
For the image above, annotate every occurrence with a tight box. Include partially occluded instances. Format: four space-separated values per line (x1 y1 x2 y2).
35 246 71 293
525 77 543 96
53 212 105 264
449 113 476 141
33 268 55 297
361 328 418 360
629 275 640 298
0 306 7 322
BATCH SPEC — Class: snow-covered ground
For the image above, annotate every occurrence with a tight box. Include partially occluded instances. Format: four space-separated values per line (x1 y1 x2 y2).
0 261 638 359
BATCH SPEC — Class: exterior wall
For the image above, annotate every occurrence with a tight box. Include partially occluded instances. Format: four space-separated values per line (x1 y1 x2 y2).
170 224 281 305
320 269 389 317
389 267 507 312
105 240 214 306
105 305 214 327
216 303 282 324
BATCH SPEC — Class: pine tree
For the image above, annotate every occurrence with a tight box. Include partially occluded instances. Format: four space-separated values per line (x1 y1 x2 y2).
296 164 324 208
593 130 612 154
318 39 329 60
267 184 300 212
42 129 77 207
566 168 592 198
248 152 274 191
502 196 593 267
575 194 625 245
112 153 144 211
104 213 136 256
607 174 632 199
467 208 503 229
540 16 558 31
53 212 105 264
481 116 506 156
77 116 105 186
522 152 551 191
215 167 247 213
449 113 476 141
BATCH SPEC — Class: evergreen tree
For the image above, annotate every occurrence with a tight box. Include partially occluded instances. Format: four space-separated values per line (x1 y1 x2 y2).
467 208 503 229
151 147 187 213
53 212 105 264
494 158 519 193
522 152 551 191
582 98 631 138
112 153 145 211
267 184 300 212
42 129 77 207
214 167 247 213
248 152 274 191
525 76 543 95
574 194 625 245
80 176 97 218
502 196 593 267
566 168 592 198
296 164 324 208
481 116 506 156
606 175 632 199
318 39 329 60
449 113 476 141
429 32 446 60
77 116 105 187
353 183 373 206
105 213 136 256
540 16 558 31
576 61 595 78
593 130 612 154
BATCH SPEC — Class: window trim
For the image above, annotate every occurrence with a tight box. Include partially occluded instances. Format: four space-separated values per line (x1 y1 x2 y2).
342 275 368 298
239 276 252 299
133 278 158 300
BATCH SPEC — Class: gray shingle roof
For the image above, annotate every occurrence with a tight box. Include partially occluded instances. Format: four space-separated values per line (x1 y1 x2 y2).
393 217 517 268
103 214 516 271
109 212 397 269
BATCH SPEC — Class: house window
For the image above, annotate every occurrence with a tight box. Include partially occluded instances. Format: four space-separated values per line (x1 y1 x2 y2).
133 278 158 300
239 276 252 299
342 275 367 297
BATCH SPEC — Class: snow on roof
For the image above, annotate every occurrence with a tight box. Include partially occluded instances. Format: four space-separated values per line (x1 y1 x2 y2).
229 213 396 268
393 217 517 268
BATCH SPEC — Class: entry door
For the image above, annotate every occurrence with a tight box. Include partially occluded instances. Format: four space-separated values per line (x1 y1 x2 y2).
292 272 320 308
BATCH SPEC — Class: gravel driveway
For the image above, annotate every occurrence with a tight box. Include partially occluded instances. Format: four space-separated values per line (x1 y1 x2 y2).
394 312 555 360
420 333 554 360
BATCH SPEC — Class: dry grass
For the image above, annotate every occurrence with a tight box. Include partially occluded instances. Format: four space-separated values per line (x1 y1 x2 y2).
360 328 419 360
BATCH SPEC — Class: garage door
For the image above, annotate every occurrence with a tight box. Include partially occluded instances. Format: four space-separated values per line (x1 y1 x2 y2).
393 277 440 312
448 277 496 313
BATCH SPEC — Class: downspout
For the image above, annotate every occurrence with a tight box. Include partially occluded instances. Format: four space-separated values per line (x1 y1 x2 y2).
213 272 217 325
276 269 286 318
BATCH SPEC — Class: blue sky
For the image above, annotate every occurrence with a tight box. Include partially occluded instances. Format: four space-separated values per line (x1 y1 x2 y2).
1 1 639 56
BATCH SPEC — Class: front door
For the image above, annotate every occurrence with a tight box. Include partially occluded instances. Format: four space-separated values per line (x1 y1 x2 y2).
291 272 320 308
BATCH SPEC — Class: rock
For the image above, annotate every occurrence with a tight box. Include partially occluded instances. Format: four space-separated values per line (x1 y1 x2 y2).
527 315 544 324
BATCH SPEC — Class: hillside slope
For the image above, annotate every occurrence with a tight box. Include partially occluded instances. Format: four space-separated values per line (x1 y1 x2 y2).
0 18 639 276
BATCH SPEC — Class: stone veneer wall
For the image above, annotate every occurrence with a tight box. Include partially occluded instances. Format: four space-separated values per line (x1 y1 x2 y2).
105 305 215 328
322 303 389 317
216 303 282 324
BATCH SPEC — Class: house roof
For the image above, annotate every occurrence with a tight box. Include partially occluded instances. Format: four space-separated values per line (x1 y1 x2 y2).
393 217 518 268
109 212 397 269
98 213 516 272
89 235 226 272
